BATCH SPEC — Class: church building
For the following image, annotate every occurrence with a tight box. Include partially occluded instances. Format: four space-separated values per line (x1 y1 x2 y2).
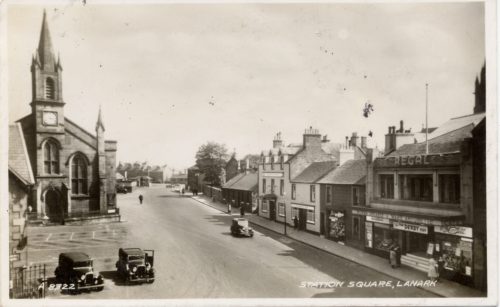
12 11 119 224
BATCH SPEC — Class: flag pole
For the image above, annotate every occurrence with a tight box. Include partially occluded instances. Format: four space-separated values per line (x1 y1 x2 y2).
425 83 429 154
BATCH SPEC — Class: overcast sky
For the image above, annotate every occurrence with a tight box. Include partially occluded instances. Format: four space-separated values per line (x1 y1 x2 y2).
7 2 485 170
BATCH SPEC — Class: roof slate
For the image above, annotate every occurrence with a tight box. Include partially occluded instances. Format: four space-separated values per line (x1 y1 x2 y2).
9 124 34 185
317 159 367 185
292 161 337 183
223 172 258 192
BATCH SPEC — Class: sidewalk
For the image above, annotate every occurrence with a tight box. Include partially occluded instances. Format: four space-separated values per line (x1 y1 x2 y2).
191 194 485 298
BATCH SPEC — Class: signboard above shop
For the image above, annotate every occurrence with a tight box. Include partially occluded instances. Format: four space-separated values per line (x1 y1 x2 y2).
393 221 428 234
374 153 461 168
434 225 473 238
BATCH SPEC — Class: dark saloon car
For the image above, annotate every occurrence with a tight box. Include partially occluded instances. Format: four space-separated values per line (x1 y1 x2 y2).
230 218 254 237
116 248 155 283
54 252 104 292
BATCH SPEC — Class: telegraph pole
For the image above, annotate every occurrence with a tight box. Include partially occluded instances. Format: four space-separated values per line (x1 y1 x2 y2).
425 83 429 154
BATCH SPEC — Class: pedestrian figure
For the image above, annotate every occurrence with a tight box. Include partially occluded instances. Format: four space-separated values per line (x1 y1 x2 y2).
240 205 245 217
437 256 445 279
428 258 439 281
293 216 299 229
181 188 185 195
139 194 143 204
389 248 397 269
228 203 232 215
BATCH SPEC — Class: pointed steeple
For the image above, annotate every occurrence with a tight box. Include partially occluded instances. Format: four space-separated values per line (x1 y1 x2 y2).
37 9 56 71
96 106 105 131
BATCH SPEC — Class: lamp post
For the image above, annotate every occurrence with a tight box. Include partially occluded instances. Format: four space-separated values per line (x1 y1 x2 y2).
283 192 287 236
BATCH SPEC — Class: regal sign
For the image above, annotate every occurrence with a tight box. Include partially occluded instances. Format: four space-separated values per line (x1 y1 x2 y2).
374 153 461 168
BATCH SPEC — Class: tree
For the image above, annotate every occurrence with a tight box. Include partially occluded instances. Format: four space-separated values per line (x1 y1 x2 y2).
195 142 229 187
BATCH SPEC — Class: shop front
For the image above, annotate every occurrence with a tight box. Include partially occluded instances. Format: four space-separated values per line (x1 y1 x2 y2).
326 210 345 244
434 225 474 285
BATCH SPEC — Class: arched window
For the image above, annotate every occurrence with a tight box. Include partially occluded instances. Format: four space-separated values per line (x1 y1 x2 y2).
71 155 88 195
45 77 55 99
43 141 59 174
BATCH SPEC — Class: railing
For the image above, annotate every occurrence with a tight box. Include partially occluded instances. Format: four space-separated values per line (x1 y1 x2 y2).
10 265 46 299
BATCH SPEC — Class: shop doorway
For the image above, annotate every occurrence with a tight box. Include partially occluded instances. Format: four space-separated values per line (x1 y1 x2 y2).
269 201 276 221
298 209 307 230
404 232 429 255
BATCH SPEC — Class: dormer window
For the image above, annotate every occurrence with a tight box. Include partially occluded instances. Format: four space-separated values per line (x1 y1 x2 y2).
45 77 55 99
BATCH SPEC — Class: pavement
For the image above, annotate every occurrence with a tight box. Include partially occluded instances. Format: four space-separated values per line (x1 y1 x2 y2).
191 193 485 298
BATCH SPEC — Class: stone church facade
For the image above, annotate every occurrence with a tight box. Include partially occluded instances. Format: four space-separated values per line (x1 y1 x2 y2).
13 12 119 224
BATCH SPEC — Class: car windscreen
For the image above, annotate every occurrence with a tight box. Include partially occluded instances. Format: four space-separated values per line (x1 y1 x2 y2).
73 261 91 268
128 255 144 261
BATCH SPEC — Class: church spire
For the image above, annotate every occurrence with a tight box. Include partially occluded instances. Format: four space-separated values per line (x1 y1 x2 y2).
96 106 105 131
37 9 57 71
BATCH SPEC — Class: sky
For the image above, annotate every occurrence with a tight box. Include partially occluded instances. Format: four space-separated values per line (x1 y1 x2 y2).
6 2 485 170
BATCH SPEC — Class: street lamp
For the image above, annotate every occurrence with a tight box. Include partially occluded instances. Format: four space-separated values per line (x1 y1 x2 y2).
283 192 287 236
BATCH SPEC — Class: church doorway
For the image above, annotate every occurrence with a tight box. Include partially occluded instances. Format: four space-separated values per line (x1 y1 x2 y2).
45 189 63 224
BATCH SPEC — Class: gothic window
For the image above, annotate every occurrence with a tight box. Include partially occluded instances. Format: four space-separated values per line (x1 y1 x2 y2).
43 141 59 174
71 155 88 195
45 77 55 99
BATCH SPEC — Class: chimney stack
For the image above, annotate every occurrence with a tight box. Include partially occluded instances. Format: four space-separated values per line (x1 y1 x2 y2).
361 136 367 149
273 132 283 148
303 127 321 149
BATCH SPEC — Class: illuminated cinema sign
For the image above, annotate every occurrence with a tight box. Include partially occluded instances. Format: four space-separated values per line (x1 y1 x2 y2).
393 155 430 166
375 153 461 168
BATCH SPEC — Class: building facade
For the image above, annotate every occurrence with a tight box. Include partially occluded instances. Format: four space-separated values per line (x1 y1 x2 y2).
360 112 485 287
14 12 119 224
318 158 368 249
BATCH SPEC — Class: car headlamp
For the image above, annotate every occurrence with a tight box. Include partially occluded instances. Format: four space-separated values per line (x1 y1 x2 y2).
132 266 137 273
81 274 86 281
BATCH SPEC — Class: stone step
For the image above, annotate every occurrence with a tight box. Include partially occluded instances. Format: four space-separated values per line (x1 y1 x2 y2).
401 258 429 273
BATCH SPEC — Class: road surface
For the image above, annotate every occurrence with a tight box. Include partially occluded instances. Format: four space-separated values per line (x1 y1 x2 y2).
27 185 438 299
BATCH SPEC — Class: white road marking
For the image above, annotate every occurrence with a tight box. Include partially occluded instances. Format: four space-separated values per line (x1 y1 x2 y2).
92 231 95 239
69 232 74 241
45 233 52 242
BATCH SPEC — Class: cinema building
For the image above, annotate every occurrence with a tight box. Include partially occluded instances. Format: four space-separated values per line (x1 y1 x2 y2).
359 113 485 287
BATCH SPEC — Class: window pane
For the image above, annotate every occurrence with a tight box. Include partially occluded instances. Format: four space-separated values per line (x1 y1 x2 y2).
44 161 50 174
439 174 460 204
399 174 433 201
51 144 58 160
72 179 78 194
52 162 59 174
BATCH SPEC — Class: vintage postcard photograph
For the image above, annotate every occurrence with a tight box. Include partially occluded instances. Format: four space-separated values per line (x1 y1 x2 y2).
0 0 497 306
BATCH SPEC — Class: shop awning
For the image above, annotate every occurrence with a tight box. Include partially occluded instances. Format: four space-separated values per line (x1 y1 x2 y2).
352 206 465 226
291 203 315 210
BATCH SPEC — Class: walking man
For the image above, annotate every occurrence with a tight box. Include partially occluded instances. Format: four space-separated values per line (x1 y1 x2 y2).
139 194 143 205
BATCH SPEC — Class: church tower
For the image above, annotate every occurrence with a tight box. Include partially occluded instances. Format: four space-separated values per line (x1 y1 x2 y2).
31 10 65 137
474 63 486 114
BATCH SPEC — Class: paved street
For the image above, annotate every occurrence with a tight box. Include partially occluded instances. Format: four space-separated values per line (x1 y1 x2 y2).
27 184 438 299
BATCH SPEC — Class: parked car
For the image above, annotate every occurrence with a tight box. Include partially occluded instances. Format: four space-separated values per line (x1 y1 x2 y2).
54 252 104 292
116 185 128 194
116 248 155 283
230 218 254 237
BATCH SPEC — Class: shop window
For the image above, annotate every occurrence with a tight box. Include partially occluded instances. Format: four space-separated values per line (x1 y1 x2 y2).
328 211 345 242
271 179 275 193
326 186 332 203
280 179 284 196
262 200 269 212
291 184 296 200
310 185 316 202
373 223 398 252
262 179 266 194
439 174 460 204
435 234 473 277
307 208 315 224
399 174 433 202
278 203 285 217
352 187 360 206
379 174 394 199
352 216 361 240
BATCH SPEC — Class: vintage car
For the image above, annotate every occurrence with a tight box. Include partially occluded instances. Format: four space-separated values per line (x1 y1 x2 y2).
230 218 254 237
116 184 128 194
54 252 104 292
116 248 155 283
